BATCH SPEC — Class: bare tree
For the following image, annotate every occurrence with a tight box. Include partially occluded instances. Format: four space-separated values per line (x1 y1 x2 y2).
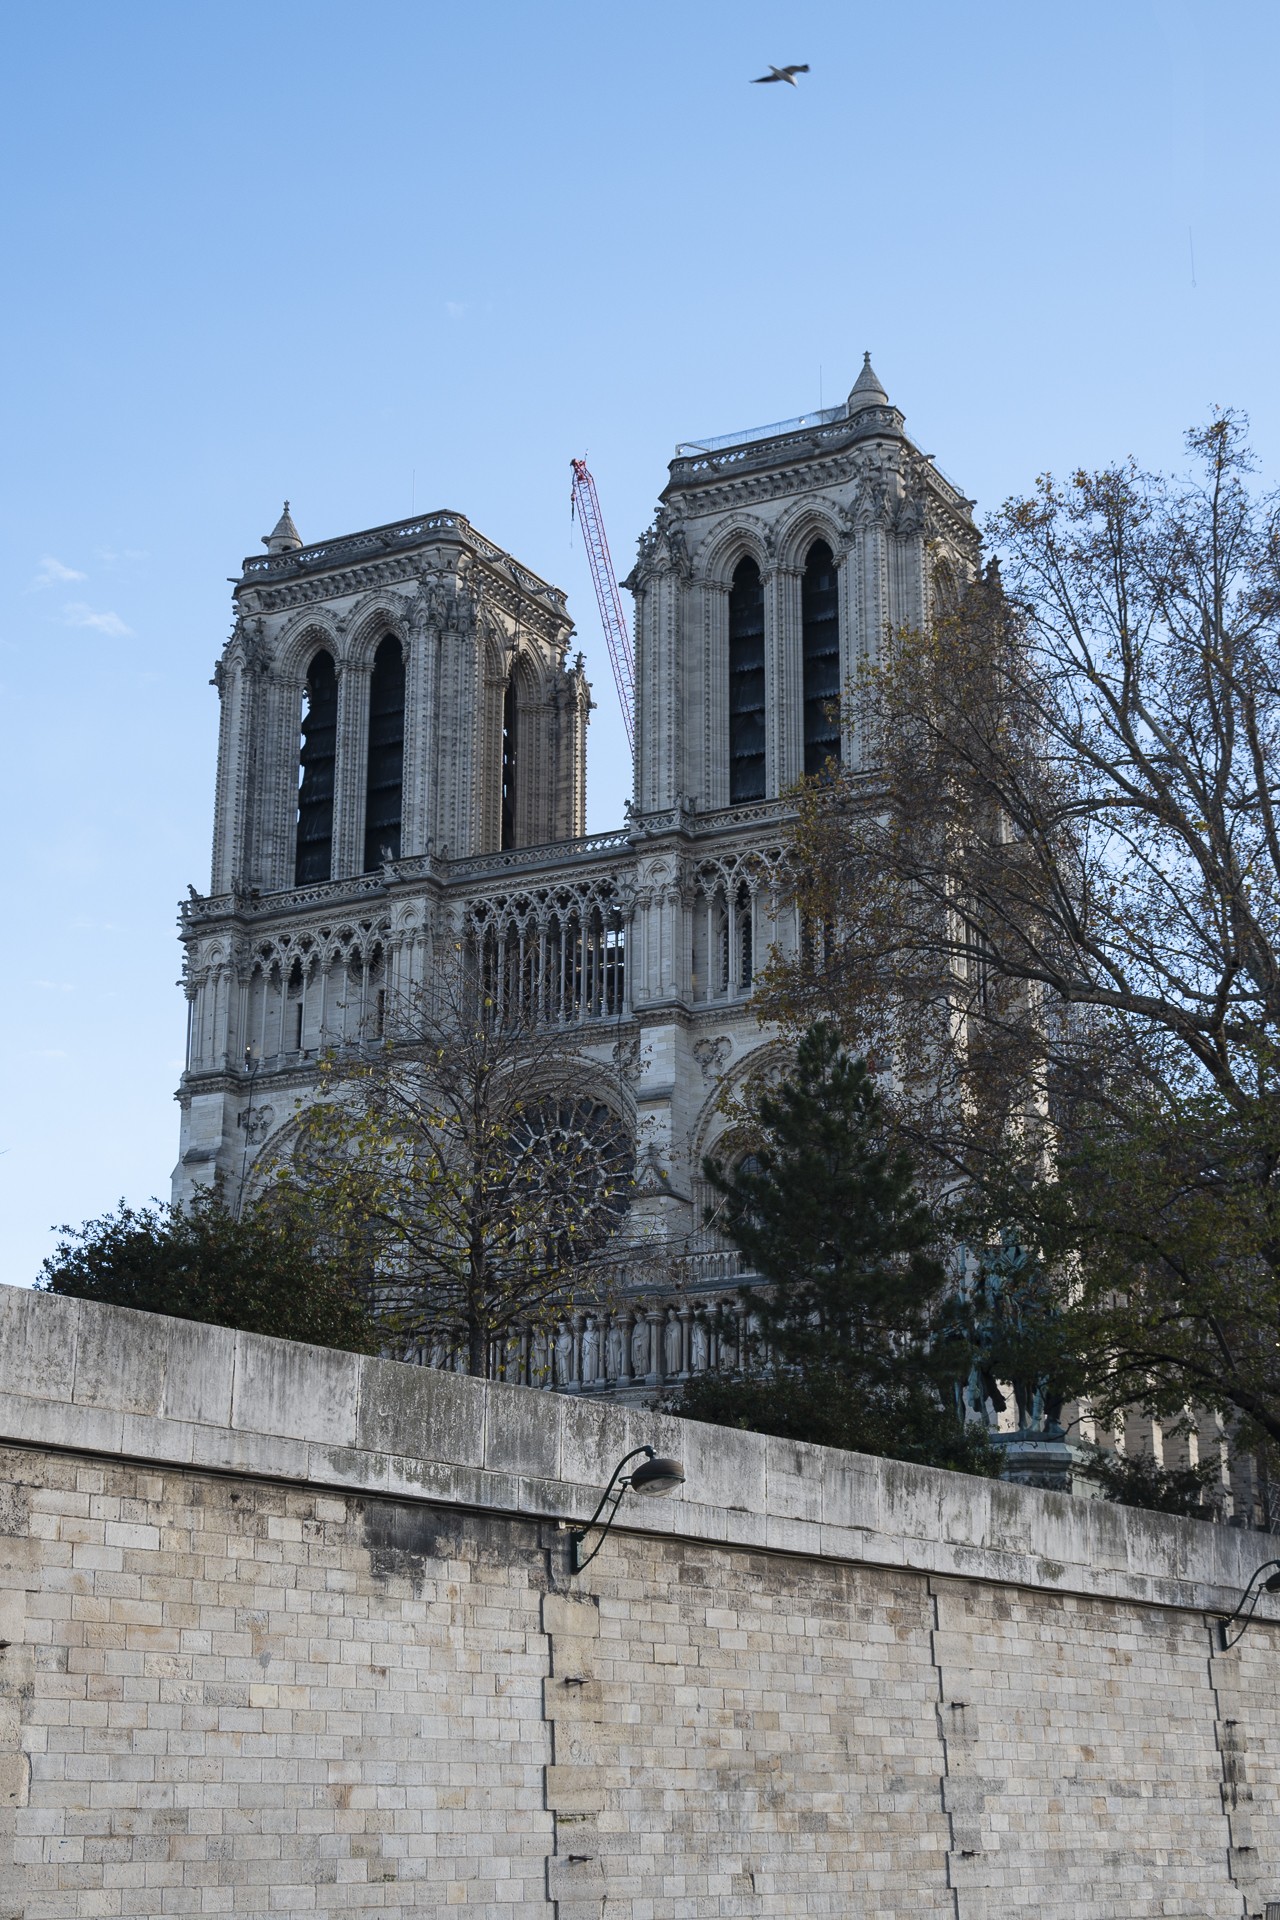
767 413 1280 1445
281 944 635 1377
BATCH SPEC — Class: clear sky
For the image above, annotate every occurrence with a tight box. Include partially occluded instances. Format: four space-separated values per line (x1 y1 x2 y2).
1 0 1276 1285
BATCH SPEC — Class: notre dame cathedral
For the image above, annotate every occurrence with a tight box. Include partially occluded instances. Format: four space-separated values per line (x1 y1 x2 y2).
173 357 978 1379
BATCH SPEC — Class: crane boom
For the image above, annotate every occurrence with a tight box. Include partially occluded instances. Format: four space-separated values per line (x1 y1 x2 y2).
570 458 636 755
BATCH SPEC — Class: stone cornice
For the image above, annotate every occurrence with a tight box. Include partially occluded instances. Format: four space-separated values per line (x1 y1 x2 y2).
233 513 573 647
661 436 975 543
2 1284 1272 1620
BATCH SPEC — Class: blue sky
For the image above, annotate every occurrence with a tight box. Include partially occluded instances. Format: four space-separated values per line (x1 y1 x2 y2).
1 0 1277 1284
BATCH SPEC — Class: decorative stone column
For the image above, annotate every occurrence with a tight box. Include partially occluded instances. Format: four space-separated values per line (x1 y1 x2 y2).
767 564 803 795
333 664 370 880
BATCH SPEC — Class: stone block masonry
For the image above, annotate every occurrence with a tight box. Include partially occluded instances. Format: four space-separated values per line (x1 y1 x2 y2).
0 1284 1278 1917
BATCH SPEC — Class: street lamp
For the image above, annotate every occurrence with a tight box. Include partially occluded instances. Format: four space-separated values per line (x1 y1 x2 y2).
1217 1559 1280 1650
569 1445 685 1573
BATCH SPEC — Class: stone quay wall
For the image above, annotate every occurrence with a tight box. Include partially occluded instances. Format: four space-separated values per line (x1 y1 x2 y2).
0 1284 1278 1919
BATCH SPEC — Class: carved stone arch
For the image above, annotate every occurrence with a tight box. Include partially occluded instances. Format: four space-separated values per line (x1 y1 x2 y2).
540 1051 640 1135
344 594 412 672
932 553 958 619
688 1034 792 1173
236 1102 319 1210
508 641 546 713
774 501 846 572
693 516 773 590
274 612 343 687
696 1115 757 1191
476 606 504 655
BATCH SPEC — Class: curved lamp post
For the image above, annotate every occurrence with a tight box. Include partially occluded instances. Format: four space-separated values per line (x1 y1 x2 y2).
569 1445 685 1573
1217 1559 1280 1650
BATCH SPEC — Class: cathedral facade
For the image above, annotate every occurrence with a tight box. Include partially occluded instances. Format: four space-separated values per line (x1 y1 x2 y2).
174 358 978 1316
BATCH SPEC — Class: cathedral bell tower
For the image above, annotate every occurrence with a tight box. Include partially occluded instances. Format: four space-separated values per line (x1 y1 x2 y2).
616 357 979 1225
174 359 978 1278
175 507 590 1198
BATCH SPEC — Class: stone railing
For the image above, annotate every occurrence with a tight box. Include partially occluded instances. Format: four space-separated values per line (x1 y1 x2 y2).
626 798 797 843
393 1249 752 1398
181 833 637 930
401 1292 754 1401
182 869 406 927
667 407 904 485
447 827 633 882
675 405 849 457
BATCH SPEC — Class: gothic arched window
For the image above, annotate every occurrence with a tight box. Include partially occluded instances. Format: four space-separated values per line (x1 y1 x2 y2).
295 649 337 885
501 679 519 849
364 635 405 871
728 557 766 803
801 539 841 778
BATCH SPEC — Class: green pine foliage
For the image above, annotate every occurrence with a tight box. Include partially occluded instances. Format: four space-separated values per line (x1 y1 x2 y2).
698 1022 995 1475
672 1368 996 1476
38 1187 377 1354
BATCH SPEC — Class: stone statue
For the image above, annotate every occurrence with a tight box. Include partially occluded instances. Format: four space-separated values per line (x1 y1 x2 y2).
664 1311 682 1377
589 1318 607 1387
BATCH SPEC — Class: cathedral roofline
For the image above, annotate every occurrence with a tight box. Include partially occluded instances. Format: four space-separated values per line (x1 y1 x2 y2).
663 361 974 519
662 413 974 523
673 353 893 461
664 401 908 498
234 507 570 613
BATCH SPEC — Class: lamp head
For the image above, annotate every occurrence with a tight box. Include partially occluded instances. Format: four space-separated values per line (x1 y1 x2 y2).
1265 1571 1280 1593
629 1454 685 1497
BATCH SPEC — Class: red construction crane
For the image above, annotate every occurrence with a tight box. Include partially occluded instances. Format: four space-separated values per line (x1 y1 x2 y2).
570 458 636 755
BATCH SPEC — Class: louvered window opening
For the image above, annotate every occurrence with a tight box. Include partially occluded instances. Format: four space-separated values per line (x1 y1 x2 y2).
802 540 841 777
364 636 405 871
501 681 518 850
295 651 337 885
728 558 766 803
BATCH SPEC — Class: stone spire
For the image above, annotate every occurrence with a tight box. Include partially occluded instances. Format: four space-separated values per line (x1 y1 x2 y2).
262 501 303 554
846 352 889 414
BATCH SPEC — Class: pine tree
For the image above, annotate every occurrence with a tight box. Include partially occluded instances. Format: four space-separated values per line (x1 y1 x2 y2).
707 1022 946 1379
693 1022 993 1474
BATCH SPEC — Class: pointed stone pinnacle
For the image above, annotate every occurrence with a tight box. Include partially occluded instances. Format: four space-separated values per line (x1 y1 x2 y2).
847 353 890 413
262 501 303 554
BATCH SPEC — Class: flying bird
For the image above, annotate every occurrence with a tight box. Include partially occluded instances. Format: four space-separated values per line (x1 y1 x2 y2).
751 63 810 86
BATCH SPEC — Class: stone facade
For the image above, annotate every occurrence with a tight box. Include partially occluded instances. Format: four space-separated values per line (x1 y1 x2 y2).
173 362 978 1256
2 1284 1280 1918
